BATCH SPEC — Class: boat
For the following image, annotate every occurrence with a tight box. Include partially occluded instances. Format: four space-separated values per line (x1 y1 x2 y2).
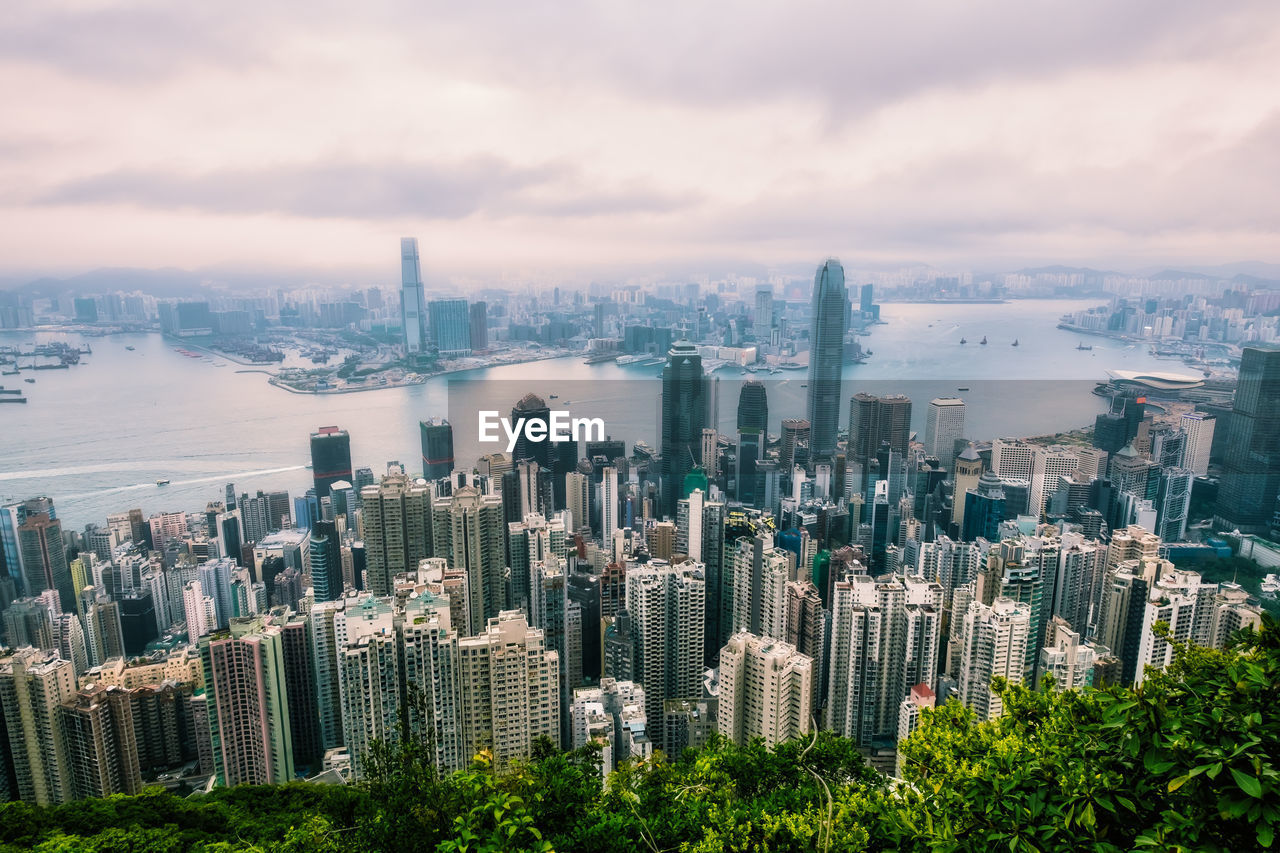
1012 339 1019 347
1076 342 1093 351
549 394 558 399
23 378 34 384
0 397 26 404
1 369 17 376
615 354 646 365
959 338 967 344
125 345 135 351
979 336 987 345
957 387 970 391
156 479 170 486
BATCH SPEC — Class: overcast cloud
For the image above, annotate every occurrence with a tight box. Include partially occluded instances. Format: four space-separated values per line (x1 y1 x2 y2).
2 1 1278 279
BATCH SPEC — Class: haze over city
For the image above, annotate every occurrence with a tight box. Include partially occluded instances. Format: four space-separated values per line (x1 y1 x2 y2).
3 1 1280 284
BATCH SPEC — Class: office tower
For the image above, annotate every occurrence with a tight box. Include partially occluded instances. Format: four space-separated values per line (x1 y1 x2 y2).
1179 412 1215 477
16 498 74 611
458 611 561 770
1030 447 1081 518
602 607 635 681
753 288 774 340
510 393 553 469
1156 468 1193 543
308 520 342 603
925 398 966 462
956 597 1030 721
779 419 810 473
661 342 706 518
420 418 455 481
807 259 848 460
1215 345 1280 532
950 445 984 530
469 300 488 351
991 438 1036 482
730 535 791 641
198 616 295 786
334 596 399 779
717 632 812 747
570 679 649 777
824 574 942 744
1039 616 1097 690
60 684 143 799
700 500 727 661
736 381 769 505
961 472 1006 542
433 486 506 634
310 426 353 499
400 237 427 353
1093 397 1145 455
0 648 76 804
626 561 705 752
566 471 591 534
600 465 619 545
118 591 158 655
429 298 471 356
847 394 912 464
361 468 431 597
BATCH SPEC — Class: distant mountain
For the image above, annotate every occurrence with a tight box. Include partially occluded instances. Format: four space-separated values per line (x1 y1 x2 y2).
0 265 387 298
1134 261 1280 282
1012 265 1120 277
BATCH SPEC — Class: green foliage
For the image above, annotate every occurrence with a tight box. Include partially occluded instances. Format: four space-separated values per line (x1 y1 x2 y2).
1 615 1276 852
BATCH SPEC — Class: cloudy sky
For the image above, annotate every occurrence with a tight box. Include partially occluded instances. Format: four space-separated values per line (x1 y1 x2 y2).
3 1 1279 280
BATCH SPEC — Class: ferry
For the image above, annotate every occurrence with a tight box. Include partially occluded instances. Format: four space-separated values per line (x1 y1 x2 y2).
24 378 35 384
549 394 558 399
125 345 136 351
1076 342 1093 351
979 336 988 345
959 338 967 344
156 479 171 486
615 354 646 365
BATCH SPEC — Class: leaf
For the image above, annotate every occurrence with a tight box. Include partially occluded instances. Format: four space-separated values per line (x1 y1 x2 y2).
1231 768 1263 799
1168 775 1191 793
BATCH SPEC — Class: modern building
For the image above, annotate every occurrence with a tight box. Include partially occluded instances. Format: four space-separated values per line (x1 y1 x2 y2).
0 648 77 804
469 301 488 351
625 560 706 752
400 237 427 354
1179 411 1215 477
15 498 74 611
660 342 706 519
806 259 848 460
432 485 507 634
736 380 769 505
956 597 1030 721
310 426 353 500
848 394 911 464
717 632 812 747
924 397 966 462
1215 345 1280 533
429 298 472 357
361 466 431 597
309 520 343 602
420 418 455 481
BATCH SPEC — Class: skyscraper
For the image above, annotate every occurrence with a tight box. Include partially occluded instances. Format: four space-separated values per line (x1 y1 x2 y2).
360 467 431 597
433 485 507 634
468 301 488 351
736 380 769 505
956 597 1030 721
0 648 76 805
780 418 811 473
429 298 472 357
510 393 553 469
198 616 295 786
1179 411 1215 477
660 342 705 519
753 288 773 340
625 561 705 752
15 498 73 611
717 632 812 748
924 397 966 462
310 426 352 500
1215 345 1280 533
807 259 848 460
309 520 343 603
400 237 427 354
419 418 455 481
848 394 912 465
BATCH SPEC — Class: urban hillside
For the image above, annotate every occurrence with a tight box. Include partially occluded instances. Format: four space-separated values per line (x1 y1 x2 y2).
1 616 1274 853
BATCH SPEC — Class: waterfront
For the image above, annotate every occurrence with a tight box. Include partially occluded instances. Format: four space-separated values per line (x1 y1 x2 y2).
1 299 1183 530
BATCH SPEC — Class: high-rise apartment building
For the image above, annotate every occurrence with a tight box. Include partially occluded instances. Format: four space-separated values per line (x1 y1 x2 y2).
457 611 560 770
807 259 848 460
0 648 76 805
334 596 399 778
625 561 705 752
956 596 1030 721
717 632 812 747
16 498 73 611
197 616 295 786
924 397 966 462
432 485 506 634
361 467 431 597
